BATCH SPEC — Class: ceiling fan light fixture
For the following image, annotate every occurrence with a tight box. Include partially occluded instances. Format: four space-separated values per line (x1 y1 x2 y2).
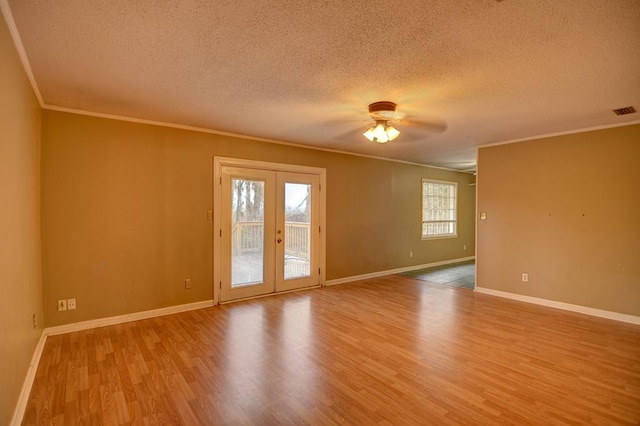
386 125 400 141
372 122 388 143
363 128 375 141
364 101 401 143
364 121 399 143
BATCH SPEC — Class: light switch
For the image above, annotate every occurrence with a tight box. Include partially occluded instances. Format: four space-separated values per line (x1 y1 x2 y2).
480 212 487 220
207 211 213 221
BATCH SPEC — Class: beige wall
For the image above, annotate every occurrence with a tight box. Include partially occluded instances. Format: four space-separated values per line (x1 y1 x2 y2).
41 110 476 326
0 15 43 425
477 124 640 316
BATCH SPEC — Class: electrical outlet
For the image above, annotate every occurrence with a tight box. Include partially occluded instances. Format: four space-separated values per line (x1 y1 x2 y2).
58 299 67 311
67 298 77 310
409 251 413 258
464 245 467 250
522 273 528 282
185 278 192 289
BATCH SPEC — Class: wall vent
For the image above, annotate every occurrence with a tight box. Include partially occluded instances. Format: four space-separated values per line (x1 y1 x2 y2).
612 106 636 116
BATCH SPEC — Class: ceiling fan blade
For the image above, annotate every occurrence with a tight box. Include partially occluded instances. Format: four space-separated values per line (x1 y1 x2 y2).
319 118 370 127
371 124 442 144
397 118 448 133
331 128 368 144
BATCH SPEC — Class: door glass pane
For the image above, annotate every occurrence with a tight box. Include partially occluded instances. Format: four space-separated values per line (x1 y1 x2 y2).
284 183 311 279
231 179 265 287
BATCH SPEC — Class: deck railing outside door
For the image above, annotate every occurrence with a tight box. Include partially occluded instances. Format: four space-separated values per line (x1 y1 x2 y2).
232 222 310 259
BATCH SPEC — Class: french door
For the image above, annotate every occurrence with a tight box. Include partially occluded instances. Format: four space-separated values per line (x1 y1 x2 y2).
214 158 325 303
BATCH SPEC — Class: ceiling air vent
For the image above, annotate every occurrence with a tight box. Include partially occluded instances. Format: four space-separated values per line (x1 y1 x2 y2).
612 106 636 116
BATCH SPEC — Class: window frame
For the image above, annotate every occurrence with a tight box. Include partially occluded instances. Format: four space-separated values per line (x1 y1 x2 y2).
421 179 458 240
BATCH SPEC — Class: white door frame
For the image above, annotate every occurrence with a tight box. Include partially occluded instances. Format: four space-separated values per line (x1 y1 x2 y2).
213 157 327 305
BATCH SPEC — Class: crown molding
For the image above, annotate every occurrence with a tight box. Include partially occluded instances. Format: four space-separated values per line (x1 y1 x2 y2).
44 104 467 173
478 119 640 150
0 0 44 106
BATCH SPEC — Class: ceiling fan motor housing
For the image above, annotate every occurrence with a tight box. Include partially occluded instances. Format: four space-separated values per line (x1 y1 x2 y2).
368 101 397 121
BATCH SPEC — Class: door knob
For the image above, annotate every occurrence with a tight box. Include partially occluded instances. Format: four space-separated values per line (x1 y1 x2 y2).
277 238 282 243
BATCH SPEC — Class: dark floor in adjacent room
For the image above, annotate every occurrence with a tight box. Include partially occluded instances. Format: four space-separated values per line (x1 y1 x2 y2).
399 260 475 289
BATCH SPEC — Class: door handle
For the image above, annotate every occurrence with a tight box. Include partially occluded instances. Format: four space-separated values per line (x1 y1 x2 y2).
277 238 282 243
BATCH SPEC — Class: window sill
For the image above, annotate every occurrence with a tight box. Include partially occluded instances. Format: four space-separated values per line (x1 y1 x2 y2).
421 234 458 241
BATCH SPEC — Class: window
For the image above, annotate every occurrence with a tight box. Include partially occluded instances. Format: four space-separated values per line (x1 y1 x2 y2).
422 179 457 239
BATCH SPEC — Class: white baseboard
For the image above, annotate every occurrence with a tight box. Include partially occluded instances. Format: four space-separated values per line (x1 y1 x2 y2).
44 299 215 336
10 331 47 426
325 256 475 286
12 299 214 425
474 287 640 325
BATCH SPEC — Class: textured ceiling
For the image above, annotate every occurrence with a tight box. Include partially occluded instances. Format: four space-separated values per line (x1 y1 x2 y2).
4 0 640 169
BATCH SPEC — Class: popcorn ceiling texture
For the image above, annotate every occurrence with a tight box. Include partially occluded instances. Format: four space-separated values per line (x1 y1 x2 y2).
6 0 640 168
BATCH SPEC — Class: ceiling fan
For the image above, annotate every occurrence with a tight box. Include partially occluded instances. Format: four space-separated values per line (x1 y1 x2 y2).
326 100 447 145
363 101 403 143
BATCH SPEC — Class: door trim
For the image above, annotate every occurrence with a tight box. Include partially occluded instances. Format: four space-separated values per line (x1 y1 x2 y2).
213 157 326 305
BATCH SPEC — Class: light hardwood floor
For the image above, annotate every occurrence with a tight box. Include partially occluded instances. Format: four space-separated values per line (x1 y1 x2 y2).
23 276 640 425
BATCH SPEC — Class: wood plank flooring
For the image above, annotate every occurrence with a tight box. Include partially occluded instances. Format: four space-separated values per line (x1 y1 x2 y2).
22 276 640 425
